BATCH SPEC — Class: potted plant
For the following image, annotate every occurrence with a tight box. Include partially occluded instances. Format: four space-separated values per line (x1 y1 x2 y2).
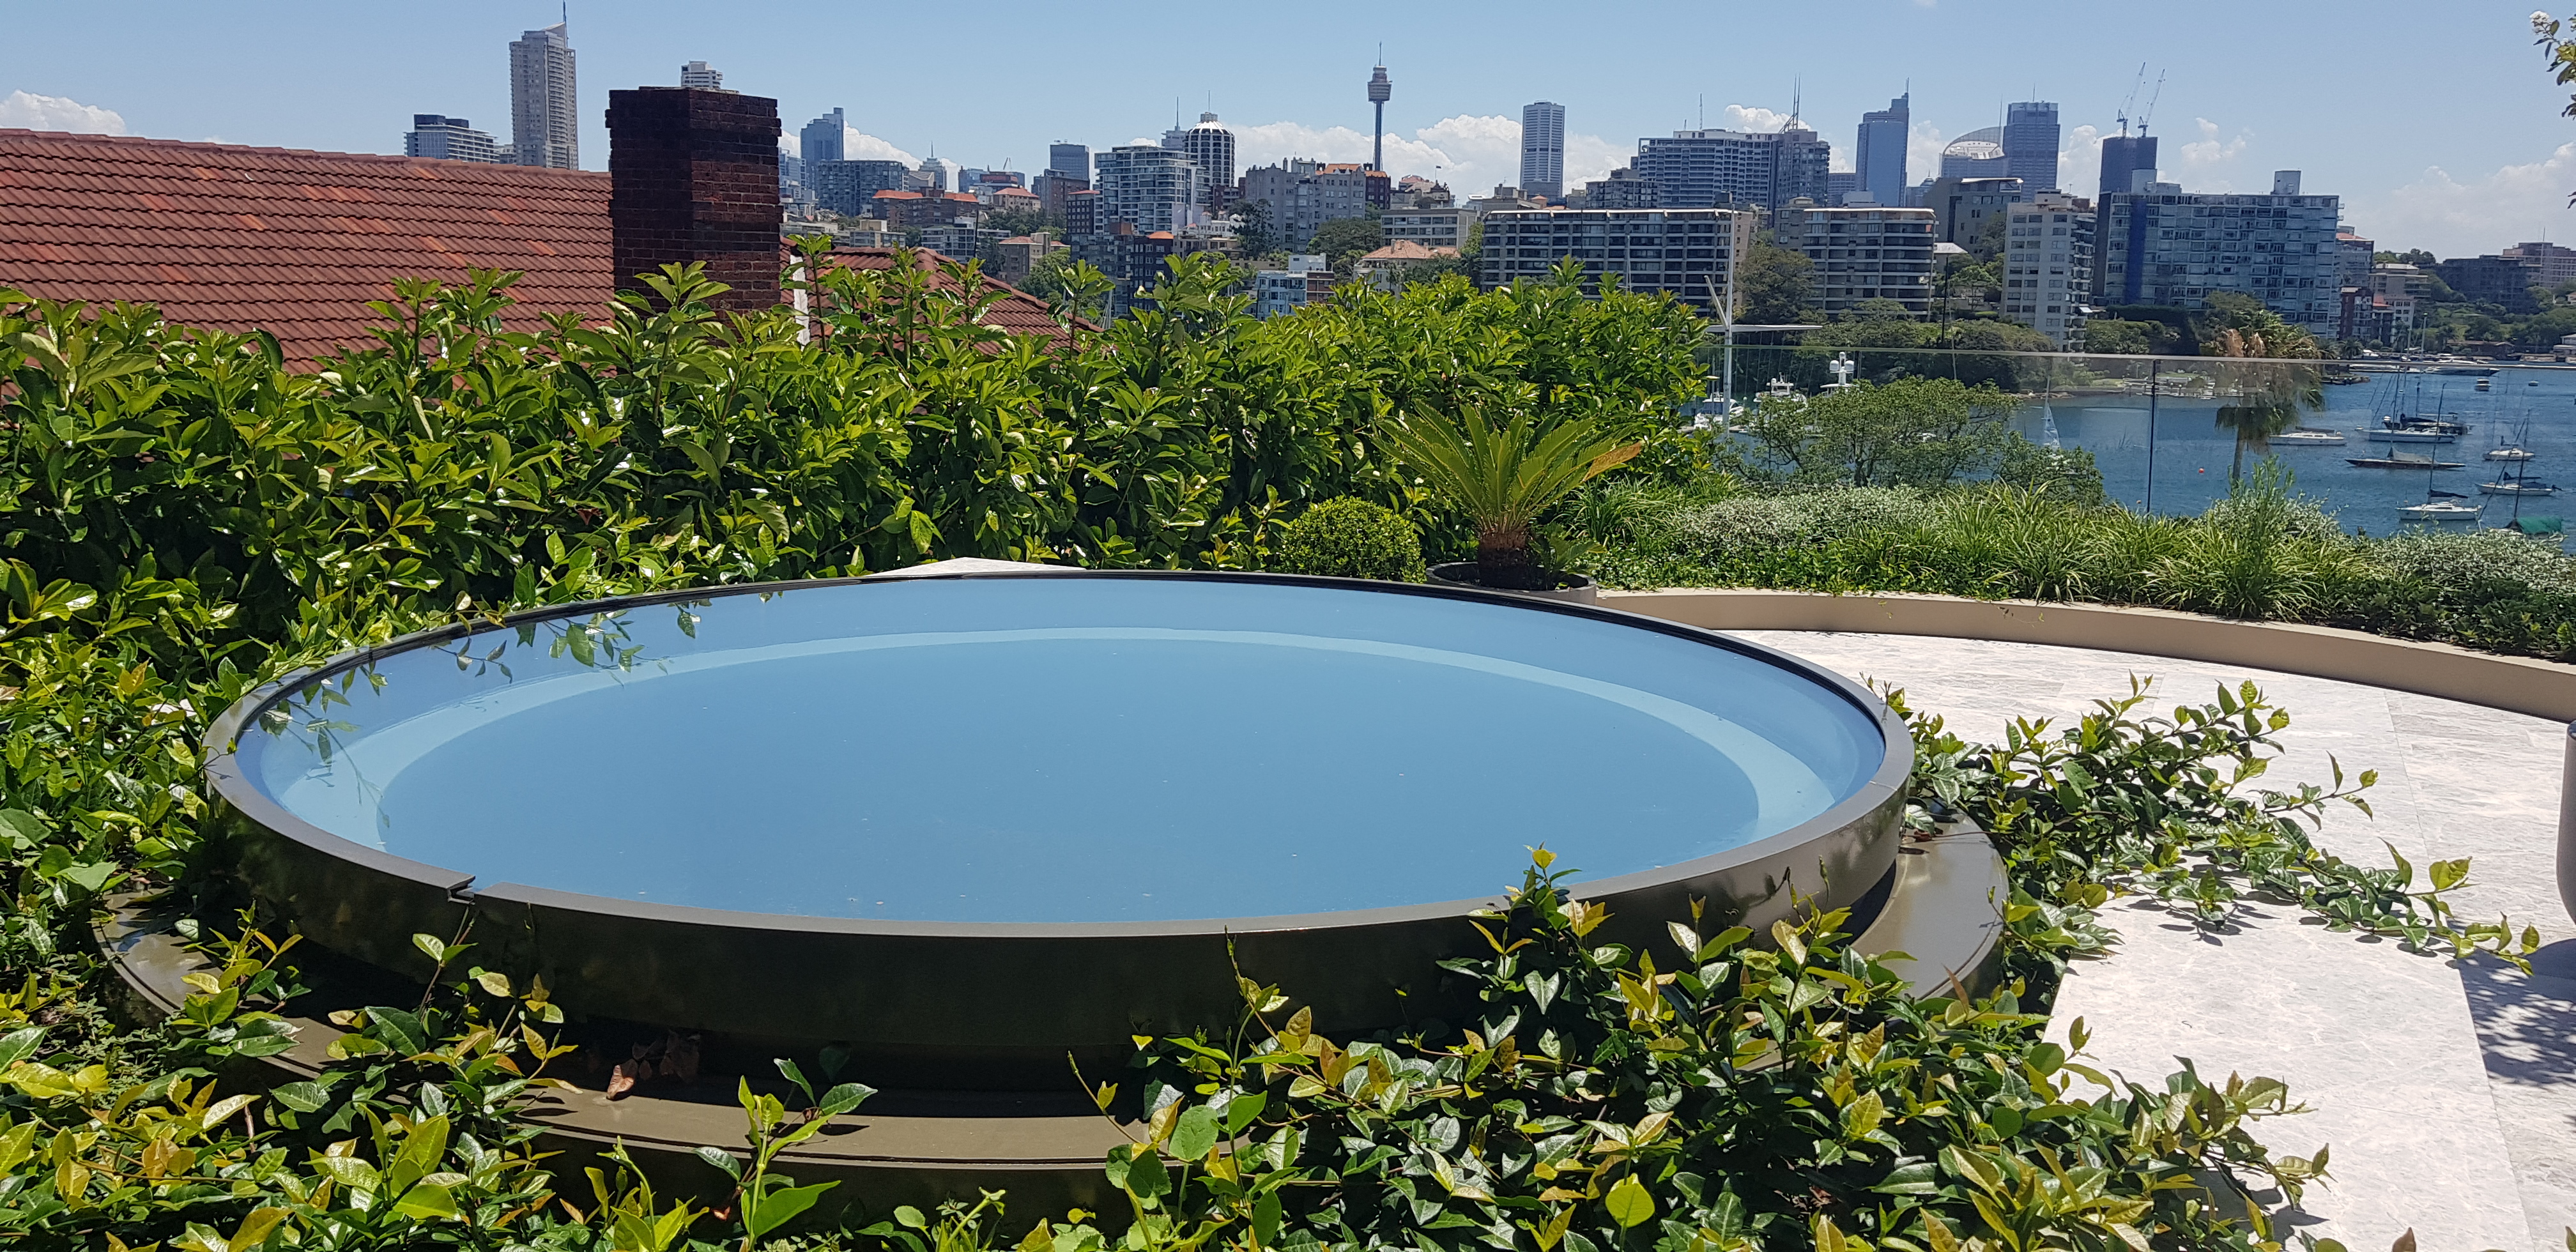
1378 404 1640 602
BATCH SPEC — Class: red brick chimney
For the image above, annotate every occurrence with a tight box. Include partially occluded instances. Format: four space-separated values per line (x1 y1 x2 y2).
606 87 781 312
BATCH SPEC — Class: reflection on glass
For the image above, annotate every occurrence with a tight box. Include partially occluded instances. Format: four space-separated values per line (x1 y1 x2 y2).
236 579 1884 924
1695 347 2570 540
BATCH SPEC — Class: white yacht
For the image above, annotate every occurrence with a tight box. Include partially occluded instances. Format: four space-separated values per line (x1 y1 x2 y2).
2399 500 2483 522
2271 428 2346 446
2372 425 2458 443
2479 480 2558 496
2487 447 2537 461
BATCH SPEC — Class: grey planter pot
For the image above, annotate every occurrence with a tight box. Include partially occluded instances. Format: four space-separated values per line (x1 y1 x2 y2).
1427 561 1599 604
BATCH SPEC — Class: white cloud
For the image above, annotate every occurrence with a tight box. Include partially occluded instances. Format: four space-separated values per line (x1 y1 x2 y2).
2058 124 2103 197
847 128 922 167
1722 104 1794 132
1226 114 1623 198
1565 134 1629 190
0 90 125 135
776 127 927 171
1906 121 1949 187
2173 117 2253 190
2347 142 2576 258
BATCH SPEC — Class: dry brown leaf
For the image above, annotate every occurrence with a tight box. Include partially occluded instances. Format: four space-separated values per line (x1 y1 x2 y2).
606 1060 640 1099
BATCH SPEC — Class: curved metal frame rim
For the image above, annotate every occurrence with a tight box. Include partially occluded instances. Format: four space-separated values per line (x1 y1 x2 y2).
203 569 1913 942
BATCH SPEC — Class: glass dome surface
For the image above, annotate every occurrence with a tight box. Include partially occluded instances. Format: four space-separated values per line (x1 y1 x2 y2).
236 577 1884 924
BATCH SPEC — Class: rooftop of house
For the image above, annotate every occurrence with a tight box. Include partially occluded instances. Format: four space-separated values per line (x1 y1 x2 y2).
0 127 1079 362
1357 241 1458 265
0 127 610 362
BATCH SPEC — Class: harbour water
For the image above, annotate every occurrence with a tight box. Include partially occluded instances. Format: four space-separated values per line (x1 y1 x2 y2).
2005 365 2576 536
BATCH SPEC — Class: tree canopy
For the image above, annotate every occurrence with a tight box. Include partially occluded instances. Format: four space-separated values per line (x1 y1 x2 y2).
1734 376 2018 487
1307 217 1386 274
1734 238 1817 325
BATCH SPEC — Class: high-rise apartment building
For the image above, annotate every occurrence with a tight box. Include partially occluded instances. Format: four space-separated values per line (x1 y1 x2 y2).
2503 240 2576 287
810 160 912 217
916 156 950 193
2095 176 2342 333
1922 176 2023 247
1291 165 1370 248
2096 134 2156 198
2432 255 2545 314
2002 193 2095 345
1094 144 1199 233
1035 172 1091 223
1771 200 1938 317
1163 113 1236 213
1062 189 1101 238
1239 158 1317 238
1630 125 1829 211
404 114 497 163
1853 93 1908 206
1476 208 1756 314
2336 228 2377 289
1520 102 1566 201
1383 206 1476 250
1239 159 1373 250
507 22 578 170
801 110 845 166
2002 102 2058 192
680 61 723 90
1582 167 1661 209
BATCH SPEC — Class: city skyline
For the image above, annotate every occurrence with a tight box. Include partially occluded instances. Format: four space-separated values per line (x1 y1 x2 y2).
0 0 2568 257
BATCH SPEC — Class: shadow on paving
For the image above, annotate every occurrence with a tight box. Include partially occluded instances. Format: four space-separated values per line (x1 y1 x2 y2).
2463 942 2576 1091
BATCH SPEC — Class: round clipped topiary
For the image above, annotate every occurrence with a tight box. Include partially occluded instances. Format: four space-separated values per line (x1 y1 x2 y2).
1275 498 1429 583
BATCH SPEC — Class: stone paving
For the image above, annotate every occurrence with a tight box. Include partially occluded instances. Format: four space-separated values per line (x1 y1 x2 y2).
1733 630 2575 1252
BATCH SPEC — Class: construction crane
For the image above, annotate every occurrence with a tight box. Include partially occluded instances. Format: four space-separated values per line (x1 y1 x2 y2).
2115 64 2147 136
2136 70 2166 136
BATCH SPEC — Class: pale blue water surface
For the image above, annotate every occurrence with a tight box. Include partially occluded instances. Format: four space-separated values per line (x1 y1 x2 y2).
236 578 1883 923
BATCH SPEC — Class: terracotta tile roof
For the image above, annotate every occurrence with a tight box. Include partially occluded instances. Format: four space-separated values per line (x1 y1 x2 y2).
873 190 922 200
0 128 610 363
803 245 1089 347
1359 240 1457 264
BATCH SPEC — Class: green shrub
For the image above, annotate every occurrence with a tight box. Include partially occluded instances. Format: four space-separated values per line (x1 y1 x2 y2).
1271 497 1426 581
1995 439 2108 505
1673 485 1935 558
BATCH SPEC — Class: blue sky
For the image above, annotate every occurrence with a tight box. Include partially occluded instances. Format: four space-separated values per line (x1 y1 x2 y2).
3 0 2572 257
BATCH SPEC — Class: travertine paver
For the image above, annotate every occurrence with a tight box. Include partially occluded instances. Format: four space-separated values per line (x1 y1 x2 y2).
1732 630 2573 1252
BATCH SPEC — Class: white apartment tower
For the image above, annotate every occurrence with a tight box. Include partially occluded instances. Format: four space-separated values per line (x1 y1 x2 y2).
509 22 579 169
1520 102 1565 201
680 61 723 89
2004 193 2096 346
1094 145 1200 233
404 114 498 164
1162 113 1236 213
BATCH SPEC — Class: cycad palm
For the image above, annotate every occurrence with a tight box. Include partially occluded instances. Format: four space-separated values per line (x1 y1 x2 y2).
1379 404 1640 589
